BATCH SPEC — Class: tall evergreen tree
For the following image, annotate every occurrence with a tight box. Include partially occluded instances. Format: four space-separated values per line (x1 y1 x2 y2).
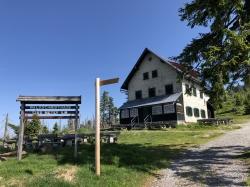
177 0 250 109
100 91 110 127
24 114 41 137
52 122 59 134
100 91 119 127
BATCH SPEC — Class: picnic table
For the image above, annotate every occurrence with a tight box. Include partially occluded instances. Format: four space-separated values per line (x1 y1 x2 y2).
197 118 233 125
37 131 120 147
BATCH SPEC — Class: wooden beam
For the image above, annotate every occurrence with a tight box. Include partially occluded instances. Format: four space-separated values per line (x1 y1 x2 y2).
24 116 79 119
17 103 25 160
95 78 101 176
17 96 81 104
100 78 119 86
74 104 79 159
3 114 8 143
25 106 79 109
25 111 78 115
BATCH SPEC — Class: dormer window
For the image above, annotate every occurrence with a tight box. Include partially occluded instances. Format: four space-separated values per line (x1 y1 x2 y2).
152 70 158 78
143 72 149 80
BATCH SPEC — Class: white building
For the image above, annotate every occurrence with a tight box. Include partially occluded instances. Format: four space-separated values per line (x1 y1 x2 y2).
120 48 214 125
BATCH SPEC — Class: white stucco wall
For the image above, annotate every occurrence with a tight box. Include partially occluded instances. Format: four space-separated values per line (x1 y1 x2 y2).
125 51 210 123
127 53 182 101
182 80 209 123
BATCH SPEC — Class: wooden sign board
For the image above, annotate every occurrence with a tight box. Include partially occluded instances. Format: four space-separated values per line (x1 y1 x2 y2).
100 78 119 86
24 116 79 119
25 111 78 115
25 106 78 110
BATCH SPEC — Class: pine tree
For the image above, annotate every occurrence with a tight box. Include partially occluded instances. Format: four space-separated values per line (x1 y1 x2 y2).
177 0 250 109
24 114 41 138
42 126 49 134
52 122 59 134
100 91 119 127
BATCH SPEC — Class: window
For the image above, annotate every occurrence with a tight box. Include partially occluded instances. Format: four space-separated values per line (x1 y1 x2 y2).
200 91 203 99
148 57 152 61
185 84 191 94
193 108 200 117
165 84 173 95
121 109 129 119
152 105 162 115
130 108 138 117
152 70 158 78
164 104 175 114
201 109 206 118
193 87 197 97
186 106 193 116
148 88 156 97
135 90 142 99
143 72 149 80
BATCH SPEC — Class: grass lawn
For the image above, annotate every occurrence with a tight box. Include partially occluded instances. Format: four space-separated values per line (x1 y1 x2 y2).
0 125 241 187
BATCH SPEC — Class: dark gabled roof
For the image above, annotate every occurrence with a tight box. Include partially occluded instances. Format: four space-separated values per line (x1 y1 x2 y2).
121 48 200 90
120 92 182 109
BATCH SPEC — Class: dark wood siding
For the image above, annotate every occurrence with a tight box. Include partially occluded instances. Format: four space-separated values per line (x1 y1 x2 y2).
120 103 180 124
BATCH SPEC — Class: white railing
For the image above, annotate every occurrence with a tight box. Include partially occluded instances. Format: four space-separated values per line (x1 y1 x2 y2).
130 116 139 127
144 114 152 128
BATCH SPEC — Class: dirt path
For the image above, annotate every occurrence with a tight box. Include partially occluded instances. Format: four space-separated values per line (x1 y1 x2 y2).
151 123 250 187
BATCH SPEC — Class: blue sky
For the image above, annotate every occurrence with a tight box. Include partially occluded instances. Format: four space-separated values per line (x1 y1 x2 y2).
0 0 207 133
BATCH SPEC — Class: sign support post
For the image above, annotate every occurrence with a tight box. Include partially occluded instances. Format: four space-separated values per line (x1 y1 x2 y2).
17 103 25 160
95 77 119 176
74 104 79 159
3 113 8 146
95 78 101 176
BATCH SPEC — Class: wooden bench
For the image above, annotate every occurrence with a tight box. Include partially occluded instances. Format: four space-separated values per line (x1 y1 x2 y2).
37 131 120 147
197 118 233 125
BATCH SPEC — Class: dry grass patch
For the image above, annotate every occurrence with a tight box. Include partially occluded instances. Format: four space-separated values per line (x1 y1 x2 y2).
54 165 78 183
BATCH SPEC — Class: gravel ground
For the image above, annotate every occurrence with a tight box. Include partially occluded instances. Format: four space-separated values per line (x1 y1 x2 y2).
151 123 250 187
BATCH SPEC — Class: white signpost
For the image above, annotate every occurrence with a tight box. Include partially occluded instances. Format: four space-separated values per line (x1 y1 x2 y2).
95 77 119 176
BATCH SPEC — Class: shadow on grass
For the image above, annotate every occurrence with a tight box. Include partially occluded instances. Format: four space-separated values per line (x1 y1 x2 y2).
35 143 185 177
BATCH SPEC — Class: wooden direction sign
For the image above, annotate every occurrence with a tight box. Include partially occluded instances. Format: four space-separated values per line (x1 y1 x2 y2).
24 116 79 119
25 111 78 115
25 106 78 110
100 78 119 86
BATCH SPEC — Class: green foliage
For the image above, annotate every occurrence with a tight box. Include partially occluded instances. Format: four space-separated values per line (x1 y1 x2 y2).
25 115 41 138
216 87 250 117
100 91 119 127
52 122 59 134
177 0 250 109
42 126 49 134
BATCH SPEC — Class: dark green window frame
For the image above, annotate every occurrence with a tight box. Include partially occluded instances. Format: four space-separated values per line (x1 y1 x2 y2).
152 70 158 78
194 108 200 117
193 87 197 97
200 91 203 99
186 106 193 116
201 109 206 118
143 72 149 80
